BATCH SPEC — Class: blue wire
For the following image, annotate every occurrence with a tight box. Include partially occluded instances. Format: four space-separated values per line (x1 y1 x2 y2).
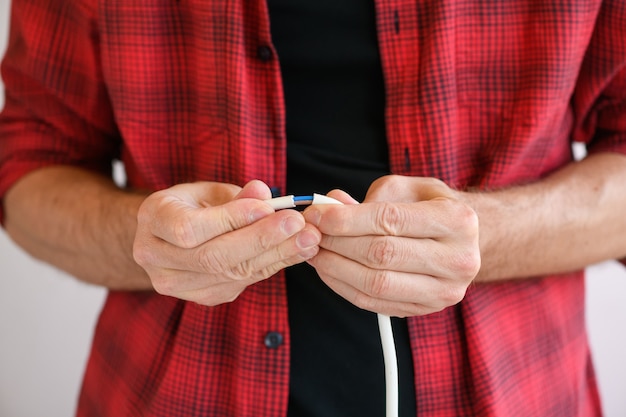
293 195 314 202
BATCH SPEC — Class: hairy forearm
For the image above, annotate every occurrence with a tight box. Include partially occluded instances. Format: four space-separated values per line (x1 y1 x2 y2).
462 152 626 281
4 166 152 290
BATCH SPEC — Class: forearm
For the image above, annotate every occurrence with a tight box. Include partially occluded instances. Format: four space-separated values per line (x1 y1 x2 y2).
3 166 152 290
462 152 626 281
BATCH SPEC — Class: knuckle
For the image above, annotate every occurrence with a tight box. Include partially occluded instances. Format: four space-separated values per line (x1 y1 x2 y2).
444 246 481 280
195 249 256 282
219 207 246 233
455 203 479 233
460 249 481 280
255 229 275 252
366 237 396 268
258 260 292 281
229 260 256 281
171 216 199 248
437 199 479 234
438 282 468 306
193 247 226 275
132 243 151 267
376 203 405 236
365 269 393 298
150 273 174 296
136 206 152 226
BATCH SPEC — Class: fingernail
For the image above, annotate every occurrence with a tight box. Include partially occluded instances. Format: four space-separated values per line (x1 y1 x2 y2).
281 215 303 236
296 229 319 249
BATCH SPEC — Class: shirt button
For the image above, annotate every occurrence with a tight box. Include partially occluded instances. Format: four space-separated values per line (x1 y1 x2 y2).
257 45 273 62
264 331 284 349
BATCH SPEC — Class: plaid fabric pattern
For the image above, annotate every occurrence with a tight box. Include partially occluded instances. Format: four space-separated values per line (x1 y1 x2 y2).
2 0 626 416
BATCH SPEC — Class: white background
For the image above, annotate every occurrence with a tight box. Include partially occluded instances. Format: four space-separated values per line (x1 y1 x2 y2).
0 1 625 415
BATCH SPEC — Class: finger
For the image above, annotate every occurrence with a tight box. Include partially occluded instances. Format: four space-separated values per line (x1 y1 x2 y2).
146 197 276 249
175 281 248 306
175 181 242 207
319 274 435 317
148 267 250 306
364 175 455 203
147 224 321 294
213 211 314 271
319 234 438 276
141 211 317 273
146 266 242 296
305 199 470 239
318 234 479 280
326 189 359 205
192 222 321 281
309 249 443 305
309 249 467 315
234 180 273 201
224 227 321 282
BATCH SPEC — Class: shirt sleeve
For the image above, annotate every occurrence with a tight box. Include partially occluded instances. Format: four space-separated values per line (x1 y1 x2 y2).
583 67 626 268
583 64 626 269
572 1 626 157
0 0 120 224
576 66 626 157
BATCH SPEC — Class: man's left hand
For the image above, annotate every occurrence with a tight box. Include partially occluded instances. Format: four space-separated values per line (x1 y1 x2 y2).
303 175 481 317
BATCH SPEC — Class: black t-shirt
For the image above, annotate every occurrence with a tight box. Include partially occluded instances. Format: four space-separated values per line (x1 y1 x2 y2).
267 1 417 416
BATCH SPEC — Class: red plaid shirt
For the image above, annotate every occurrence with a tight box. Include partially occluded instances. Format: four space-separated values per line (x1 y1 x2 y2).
2 0 626 416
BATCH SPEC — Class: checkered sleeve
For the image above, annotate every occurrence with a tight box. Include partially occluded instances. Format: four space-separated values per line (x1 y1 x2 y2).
572 0 626 156
0 0 120 223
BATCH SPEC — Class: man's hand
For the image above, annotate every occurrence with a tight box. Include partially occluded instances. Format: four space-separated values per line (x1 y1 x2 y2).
303 175 481 317
133 180 321 306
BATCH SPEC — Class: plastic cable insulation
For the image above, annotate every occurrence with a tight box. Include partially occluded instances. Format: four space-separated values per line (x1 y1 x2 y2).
378 313 399 417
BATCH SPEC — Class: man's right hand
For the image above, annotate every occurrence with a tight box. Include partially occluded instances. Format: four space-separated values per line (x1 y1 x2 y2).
133 180 321 306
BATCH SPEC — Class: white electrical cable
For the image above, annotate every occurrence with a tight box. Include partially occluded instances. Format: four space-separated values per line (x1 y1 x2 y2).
377 313 398 417
266 194 399 417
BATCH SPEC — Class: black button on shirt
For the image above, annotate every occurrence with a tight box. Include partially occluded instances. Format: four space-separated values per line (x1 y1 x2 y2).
264 331 284 349
257 45 273 62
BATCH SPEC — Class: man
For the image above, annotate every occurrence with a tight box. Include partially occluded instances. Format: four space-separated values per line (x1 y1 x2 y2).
1 0 625 416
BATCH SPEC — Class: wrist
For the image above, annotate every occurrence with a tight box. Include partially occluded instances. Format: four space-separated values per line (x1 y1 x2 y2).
453 187 535 282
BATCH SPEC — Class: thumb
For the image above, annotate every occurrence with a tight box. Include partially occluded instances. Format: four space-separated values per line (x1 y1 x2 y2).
234 180 273 201
326 189 360 205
